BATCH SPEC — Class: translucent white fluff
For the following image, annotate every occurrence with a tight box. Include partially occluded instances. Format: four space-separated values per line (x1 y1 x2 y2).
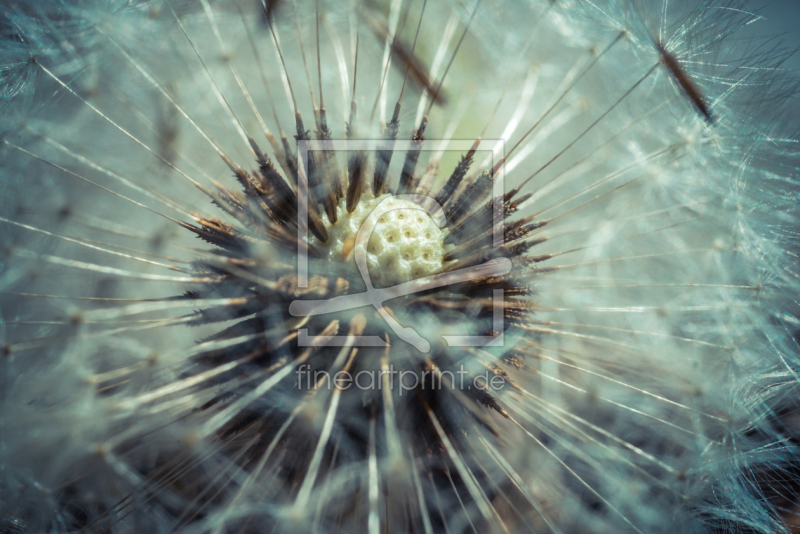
0 0 799 533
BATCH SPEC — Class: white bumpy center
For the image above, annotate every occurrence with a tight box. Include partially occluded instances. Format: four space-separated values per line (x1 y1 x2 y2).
313 194 450 287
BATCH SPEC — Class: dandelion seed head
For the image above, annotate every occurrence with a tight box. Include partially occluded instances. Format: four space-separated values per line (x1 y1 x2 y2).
1 0 800 532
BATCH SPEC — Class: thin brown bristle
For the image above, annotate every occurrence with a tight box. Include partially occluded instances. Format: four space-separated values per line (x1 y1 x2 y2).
260 0 285 25
180 218 249 253
362 7 447 106
423 0 482 117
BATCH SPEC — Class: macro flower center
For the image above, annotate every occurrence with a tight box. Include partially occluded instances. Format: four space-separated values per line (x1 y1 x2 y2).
313 194 450 287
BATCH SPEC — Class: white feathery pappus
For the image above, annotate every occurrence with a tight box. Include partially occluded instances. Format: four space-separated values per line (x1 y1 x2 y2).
1 0 800 532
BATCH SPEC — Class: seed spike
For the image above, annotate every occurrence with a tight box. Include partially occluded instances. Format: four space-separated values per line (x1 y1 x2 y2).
281 135 300 184
179 217 251 254
244 139 304 227
445 170 493 226
260 0 284 24
433 137 480 209
305 191 330 244
248 136 328 242
293 317 363 511
347 25 361 135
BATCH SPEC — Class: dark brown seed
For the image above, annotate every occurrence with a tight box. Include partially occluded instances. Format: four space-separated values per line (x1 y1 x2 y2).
346 151 368 213
657 42 713 123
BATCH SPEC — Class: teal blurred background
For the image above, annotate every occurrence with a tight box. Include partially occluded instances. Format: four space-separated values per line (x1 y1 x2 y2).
762 0 800 70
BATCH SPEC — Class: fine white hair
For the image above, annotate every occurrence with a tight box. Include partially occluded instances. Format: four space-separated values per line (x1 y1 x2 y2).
1 0 800 532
